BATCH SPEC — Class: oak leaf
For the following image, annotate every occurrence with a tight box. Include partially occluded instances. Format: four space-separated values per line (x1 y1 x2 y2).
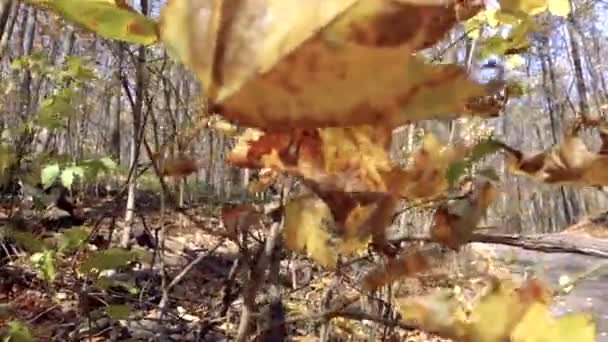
160 0 501 130
502 123 608 187
228 129 471 200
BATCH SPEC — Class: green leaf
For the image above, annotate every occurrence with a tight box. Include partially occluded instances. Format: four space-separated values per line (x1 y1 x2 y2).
469 139 503 163
447 161 467 187
36 89 76 129
44 0 159 45
30 250 57 283
60 166 85 189
96 276 139 295
58 226 90 254
41 163 61 189
446 138 502 186
62 56 96 81
3 320 33 342
79 248 140 274
9 230 48 253
99 156 117 170
81 157 118 179
106 304 130 320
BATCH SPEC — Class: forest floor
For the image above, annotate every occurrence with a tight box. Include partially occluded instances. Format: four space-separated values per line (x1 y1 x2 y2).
1 195 608 341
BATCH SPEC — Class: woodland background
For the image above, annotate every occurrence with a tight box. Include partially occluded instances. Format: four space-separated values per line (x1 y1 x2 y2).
1 0 608 340
2 0 608 234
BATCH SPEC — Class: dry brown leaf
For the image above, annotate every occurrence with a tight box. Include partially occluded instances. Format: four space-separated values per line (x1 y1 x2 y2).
221 205 262 239
247 168 281 193
430 180 498 249
152 154 202 177
227 125 394 194
362 250 430 291
503 122 608 186
161 0 500 130
228 129 470 201
388 134 470 199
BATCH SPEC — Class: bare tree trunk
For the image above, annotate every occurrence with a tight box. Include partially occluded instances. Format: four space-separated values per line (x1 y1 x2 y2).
566 2 589 118
0 0 12 39
110 43 124 163
0 0 16 55
121 1 149 248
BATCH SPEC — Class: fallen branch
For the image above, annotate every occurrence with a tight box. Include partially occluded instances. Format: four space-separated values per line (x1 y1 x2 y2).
389 232 608 258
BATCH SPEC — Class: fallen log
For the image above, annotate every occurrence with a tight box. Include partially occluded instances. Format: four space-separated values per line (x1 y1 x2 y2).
389 232 608 258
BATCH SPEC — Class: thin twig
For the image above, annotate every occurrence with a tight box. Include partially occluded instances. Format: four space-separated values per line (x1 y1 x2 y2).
235 220 284 342
165 240 225 293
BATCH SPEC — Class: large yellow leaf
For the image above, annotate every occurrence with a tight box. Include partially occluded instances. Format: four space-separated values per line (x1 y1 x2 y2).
499 0 570 17
29 0 159 45
160 0 357 101
161 0 500 130
511 303 596 342
284 195 370 269
397 278 596 342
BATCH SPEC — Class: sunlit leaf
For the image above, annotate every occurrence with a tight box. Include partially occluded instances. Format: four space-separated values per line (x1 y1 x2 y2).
30 250 57 283
4 320 33 342
161 0 500 130
501 120 608 186
41 163 61 189
284 195 370 269
32 0 159 45
60 166 85 189
547 0 570 16
511 303 595 342
397 278 594 341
